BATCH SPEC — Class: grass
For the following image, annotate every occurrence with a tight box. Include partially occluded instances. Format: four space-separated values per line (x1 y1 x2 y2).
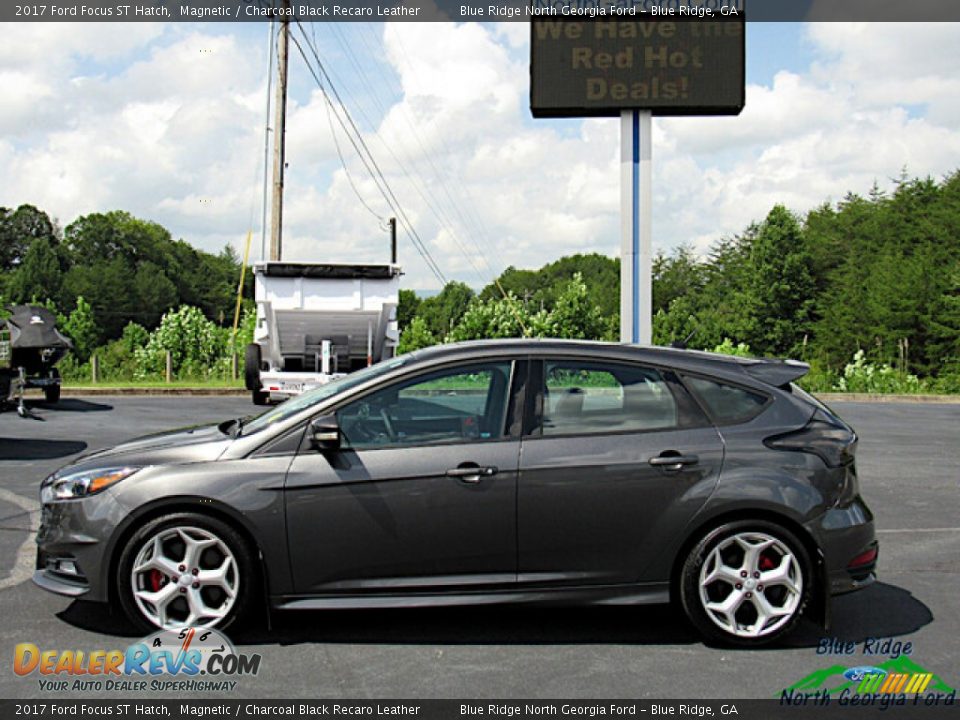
63 378 244 389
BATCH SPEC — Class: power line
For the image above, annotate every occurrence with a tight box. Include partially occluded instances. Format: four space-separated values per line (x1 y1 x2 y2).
288 24 447 285
298 23 528 332
289 29 445 284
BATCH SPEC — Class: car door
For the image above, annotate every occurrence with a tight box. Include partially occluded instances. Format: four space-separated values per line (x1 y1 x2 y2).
517 357 724 586
285 359 523 594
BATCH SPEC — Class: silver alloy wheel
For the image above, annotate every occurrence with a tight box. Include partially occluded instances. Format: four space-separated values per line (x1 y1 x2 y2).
698 531 802 639
130 525 239 629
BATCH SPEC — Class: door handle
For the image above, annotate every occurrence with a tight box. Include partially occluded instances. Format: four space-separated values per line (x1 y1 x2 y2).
648 453 699 471
446 465 498 484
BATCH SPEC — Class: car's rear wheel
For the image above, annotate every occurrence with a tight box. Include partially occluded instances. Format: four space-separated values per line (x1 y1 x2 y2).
117 513 255 633
680 520 812 646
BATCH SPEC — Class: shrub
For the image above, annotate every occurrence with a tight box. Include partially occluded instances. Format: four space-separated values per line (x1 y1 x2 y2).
711 338 753 357
835 350 924 394
134 306 226 380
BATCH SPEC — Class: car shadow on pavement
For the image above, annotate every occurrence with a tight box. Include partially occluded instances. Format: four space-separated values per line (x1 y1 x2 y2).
58 601 704 645
31 399 113 413
56 602 142 638
0 438 88 460
57 579 933 649
256 604 705 646
782 582 933 649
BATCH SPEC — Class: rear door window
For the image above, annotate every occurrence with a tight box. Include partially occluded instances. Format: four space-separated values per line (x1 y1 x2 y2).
538 361 679 436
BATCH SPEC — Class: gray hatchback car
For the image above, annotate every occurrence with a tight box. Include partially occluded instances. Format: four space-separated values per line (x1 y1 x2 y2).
34 340 877 645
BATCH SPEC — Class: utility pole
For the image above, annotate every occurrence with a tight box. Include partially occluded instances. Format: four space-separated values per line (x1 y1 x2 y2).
269 2 290 262
389 217 397 264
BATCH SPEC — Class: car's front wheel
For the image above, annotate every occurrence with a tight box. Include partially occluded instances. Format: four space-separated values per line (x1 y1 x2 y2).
680 520 812 646
117 513 255 632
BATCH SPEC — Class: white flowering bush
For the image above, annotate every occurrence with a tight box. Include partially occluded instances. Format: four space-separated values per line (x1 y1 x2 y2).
134 306 227 380
836 350 923 394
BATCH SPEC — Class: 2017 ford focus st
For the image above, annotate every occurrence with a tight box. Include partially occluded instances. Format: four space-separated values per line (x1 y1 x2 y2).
34 340 877 645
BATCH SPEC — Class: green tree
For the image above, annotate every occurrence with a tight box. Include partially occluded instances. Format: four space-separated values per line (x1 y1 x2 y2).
133 261 178 326
122 321 149 352
740 206 815 356
653 296 701 347
0 205 58 273
398 316 437 354
419 281 475 337
398 289 421 331
543 273 608 340
6 237 63 303
926 263 960 372
480 253 620 321
446 294 537 342
60 211 244 339
62 296 98 363
653 245 704 315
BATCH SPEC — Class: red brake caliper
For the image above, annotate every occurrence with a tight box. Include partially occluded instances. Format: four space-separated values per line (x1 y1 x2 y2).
148 569 166 592
759 552 777 571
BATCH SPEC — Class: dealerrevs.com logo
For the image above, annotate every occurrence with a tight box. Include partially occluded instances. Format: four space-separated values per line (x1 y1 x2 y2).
13 627 261 692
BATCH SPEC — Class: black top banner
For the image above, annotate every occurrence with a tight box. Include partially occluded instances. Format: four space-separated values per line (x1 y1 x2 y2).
4 0 960 22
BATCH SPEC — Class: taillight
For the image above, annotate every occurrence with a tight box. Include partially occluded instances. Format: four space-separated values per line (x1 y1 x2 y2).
764 408 857 467
847 545 878 569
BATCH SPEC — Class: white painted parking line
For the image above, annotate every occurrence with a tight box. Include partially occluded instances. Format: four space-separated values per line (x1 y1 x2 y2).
0 488 39 591
876 527 960 534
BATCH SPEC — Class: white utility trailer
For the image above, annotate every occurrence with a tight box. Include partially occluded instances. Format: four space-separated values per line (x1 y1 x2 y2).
245 262 401 404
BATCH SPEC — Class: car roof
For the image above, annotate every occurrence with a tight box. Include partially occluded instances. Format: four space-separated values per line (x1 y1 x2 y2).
404 338 782 383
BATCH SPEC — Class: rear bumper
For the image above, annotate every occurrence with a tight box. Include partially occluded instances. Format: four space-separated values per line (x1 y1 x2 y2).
259 371 343 398
806 496 878 596
25 376 61 388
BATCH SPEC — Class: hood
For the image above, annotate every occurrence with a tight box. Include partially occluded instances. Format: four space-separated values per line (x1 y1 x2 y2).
66 423 232 471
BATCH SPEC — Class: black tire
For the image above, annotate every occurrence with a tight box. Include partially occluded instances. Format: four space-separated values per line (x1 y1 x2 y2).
44 381 60 403
116 512 258 634
244 343 262 392
252 389 269 406
679 519 813 647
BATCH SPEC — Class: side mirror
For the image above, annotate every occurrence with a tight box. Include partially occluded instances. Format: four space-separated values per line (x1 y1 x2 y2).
310 414 340 450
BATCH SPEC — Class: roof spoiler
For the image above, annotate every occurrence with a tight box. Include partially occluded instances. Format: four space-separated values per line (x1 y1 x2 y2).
742 359 809 388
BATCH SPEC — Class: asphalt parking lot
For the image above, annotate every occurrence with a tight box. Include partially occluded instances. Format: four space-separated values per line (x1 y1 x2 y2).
0 396 957 699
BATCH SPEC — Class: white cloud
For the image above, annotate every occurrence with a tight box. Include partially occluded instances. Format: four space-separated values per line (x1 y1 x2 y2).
0 24 266 243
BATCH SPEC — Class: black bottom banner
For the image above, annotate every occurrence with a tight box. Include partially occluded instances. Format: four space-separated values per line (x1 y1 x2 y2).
1 699 957 720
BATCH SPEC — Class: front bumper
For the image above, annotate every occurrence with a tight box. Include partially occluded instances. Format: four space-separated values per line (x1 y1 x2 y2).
33 491 129 603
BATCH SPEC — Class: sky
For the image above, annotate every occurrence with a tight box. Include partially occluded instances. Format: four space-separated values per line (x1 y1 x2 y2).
2 20 960 290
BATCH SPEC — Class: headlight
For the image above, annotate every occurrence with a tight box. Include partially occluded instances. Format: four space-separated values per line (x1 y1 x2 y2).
41 466 141 502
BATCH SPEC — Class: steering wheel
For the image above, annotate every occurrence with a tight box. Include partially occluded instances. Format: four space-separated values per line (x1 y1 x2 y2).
379 407 397 441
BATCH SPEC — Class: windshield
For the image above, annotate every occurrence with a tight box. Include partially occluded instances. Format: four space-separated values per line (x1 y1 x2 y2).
239 356 409 436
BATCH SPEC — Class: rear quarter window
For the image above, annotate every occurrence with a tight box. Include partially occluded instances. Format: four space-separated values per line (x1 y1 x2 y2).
683 376 769 425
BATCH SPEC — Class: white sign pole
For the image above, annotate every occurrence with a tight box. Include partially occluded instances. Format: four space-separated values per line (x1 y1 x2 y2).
619 109 653 345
